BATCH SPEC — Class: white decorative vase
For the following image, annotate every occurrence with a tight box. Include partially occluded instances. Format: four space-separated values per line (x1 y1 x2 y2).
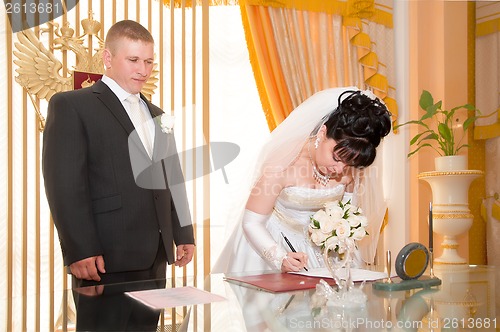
434 155 467 171
419 156 483 265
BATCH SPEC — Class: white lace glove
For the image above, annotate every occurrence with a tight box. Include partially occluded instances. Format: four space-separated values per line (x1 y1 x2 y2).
242 209 287 270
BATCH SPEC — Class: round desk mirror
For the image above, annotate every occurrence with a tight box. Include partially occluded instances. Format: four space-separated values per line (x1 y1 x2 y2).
395 242 429 280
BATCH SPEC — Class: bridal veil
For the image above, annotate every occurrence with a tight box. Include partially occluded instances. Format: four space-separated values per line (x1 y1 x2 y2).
212 87 388 273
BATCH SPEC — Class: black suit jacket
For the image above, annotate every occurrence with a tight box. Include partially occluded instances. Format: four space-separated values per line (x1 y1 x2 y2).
42 80 194 273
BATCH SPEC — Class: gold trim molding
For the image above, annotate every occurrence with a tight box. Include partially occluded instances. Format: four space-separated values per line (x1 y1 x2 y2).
418 170 484 178
434 213 474 219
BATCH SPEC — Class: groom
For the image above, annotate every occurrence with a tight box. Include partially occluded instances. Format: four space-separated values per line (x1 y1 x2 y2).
42 20 195 291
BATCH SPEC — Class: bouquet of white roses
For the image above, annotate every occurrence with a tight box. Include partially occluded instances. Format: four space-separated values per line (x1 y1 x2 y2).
308 200 368 254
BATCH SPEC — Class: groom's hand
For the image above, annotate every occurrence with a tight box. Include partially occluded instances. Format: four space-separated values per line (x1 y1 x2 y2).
70 255 106 281
281 252 308 272
175 244 195 267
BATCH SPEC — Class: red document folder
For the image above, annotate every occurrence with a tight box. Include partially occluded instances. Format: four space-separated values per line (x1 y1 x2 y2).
224 272 336 293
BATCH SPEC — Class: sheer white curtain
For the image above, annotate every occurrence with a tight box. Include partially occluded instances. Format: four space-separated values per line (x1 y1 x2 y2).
209 5 269 267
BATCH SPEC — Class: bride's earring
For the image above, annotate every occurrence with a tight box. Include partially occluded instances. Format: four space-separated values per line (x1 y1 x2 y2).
314 137 320 149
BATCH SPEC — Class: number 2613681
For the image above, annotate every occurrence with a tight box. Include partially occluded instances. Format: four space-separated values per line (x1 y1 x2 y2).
5 2 60 15
442 318 496 329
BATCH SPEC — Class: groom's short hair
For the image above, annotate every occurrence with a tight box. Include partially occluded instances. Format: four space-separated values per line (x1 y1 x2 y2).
105 20 154 53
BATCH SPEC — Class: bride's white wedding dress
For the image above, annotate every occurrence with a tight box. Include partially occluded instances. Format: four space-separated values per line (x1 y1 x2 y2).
213 88 385 274
217 184 362 274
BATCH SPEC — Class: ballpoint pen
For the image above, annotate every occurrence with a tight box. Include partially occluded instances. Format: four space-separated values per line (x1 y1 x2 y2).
281 232 308 271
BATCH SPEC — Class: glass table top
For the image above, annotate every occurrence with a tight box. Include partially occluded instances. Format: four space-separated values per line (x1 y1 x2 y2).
5 264 499 331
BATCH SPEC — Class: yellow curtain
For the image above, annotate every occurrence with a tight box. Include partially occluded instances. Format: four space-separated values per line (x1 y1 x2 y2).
239 4 293 129
239 0 397 131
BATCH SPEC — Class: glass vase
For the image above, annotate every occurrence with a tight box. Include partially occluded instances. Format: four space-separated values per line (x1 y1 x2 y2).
322 240 367 308
323 241 355 291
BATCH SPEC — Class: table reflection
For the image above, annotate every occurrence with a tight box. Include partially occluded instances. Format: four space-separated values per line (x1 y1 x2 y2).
49 265 497 331
418 265 496 331
221 265 497 331
73 279 165 331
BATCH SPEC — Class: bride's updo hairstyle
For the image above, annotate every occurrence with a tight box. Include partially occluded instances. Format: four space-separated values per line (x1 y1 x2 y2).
323 90 392 168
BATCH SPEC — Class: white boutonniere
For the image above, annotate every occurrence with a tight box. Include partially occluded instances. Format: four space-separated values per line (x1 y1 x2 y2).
159 113 175 133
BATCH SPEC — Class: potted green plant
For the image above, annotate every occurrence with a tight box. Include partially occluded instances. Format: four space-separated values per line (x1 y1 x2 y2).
395 90 479 170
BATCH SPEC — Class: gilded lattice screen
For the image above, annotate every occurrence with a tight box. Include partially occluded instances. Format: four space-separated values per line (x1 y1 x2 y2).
1 1 213 330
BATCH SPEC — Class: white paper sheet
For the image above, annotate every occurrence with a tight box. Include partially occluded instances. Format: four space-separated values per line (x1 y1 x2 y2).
291 267 391 282
125 286 226 309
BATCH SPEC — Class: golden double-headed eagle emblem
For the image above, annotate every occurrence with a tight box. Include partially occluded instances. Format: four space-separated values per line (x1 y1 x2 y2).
13 14 159 131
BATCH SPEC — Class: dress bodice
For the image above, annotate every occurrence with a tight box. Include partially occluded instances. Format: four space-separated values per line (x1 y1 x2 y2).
217 184 349 273
276 185 346 210
272 184 346 232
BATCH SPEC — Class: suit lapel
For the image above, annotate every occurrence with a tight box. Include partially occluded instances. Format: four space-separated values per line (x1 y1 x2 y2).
93 82 154 160
93 81 135 136
93 82 167 160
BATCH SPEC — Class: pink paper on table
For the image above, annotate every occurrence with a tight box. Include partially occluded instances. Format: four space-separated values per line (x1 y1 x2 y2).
125 286 226 309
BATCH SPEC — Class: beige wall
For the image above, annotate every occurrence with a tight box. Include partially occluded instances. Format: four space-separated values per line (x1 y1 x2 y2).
408 1 485 264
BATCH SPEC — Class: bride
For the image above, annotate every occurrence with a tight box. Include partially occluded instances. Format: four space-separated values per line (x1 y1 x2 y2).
213 87 392 274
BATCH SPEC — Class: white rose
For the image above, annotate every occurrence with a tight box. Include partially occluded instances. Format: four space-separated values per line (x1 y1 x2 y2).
352 227 367 240
334 220 351 240
312 209 327 222
312 210 336 234
358 215 368 227
309 227 328 246
324 236 339 251
347 214 361 227
324 201 344 219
